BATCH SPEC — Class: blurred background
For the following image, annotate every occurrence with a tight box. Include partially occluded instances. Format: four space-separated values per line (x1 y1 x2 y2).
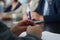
0 0 60 40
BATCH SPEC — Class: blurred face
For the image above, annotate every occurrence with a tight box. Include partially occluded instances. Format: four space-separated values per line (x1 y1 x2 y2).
11 0 15 2
11 0 14 2
5 0 12 7
28 0 31 2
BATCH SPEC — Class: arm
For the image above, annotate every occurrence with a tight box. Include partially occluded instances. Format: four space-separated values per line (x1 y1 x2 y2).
30 12 44 21
0 21 42 40
0 12 22 21
10 20 42 40
0 13 12 20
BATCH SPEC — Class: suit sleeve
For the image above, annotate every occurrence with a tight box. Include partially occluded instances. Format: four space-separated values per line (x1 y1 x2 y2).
44 0 60 23
55 0 60 22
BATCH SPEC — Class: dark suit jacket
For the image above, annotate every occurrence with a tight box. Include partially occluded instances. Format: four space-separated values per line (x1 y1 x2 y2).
44 0 60 23
34 0 60 34
35 0 60 23
44 0 60 34
0 22 41 40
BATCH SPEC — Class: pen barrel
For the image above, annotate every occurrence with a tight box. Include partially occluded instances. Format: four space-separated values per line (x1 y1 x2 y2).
28 11 31 20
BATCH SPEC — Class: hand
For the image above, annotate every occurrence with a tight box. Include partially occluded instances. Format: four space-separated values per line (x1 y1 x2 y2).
23 12 44 21
27 24 43 38
16 20 35 26
31 12 44 21
10 20 35 36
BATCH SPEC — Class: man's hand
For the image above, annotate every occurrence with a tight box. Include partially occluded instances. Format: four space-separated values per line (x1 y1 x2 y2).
27 24 43 38
31 12 44 21
10 20 35 36
23 12 44 21
16 20 35 26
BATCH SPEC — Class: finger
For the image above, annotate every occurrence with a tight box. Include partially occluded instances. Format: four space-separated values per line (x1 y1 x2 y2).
15 20 35 26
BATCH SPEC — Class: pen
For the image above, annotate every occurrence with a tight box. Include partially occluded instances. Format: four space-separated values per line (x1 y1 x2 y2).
28 11 31 20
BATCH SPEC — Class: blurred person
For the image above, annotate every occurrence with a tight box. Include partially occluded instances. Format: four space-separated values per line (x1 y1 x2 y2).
3 0 26 20
0 0 27 27
0 20 42 40
23 0 44 21
0 0 4 13
5 0 12 7
42 0 57 23
42 0 60 39
44 0 60 23
27 0 60 32
2 0 7 9
31 0 60 40
23 0 60 22
0 0 7 13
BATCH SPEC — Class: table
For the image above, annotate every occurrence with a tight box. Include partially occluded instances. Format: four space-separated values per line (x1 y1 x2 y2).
42 23 60 40
42 31 60 40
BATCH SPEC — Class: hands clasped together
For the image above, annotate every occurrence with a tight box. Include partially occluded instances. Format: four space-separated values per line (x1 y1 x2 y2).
11 20 43 38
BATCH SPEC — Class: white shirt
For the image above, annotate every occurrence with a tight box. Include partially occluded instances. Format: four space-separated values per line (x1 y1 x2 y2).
43 0 49 16
26 0 32 13
42 31 60 40
26 1 33 18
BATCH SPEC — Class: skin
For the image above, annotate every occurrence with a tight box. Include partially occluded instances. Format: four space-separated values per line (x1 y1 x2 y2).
10 20 35 36
23 0 44 21
11 0 18 11
28 0 31 3
10 20 43 38
23 12 44 21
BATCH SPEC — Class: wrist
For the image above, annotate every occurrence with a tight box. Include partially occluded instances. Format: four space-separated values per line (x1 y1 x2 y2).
27 25 42 38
